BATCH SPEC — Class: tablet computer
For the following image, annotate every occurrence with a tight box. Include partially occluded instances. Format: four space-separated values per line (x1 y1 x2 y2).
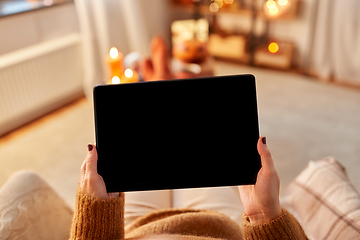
93 74 261 192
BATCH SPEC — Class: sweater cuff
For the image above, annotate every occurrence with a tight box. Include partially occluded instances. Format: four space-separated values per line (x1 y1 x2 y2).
70 190 124 240
242 208 308 240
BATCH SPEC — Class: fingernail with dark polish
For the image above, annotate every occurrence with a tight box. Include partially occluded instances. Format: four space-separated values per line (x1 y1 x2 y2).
262 137 267 145
87 144 93 152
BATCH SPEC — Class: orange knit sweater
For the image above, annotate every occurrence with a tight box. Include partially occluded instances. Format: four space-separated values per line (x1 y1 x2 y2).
70 191 308 240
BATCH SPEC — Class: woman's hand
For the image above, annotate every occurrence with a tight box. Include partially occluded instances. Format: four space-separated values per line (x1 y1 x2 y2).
238 137 282 224
80 144 120 199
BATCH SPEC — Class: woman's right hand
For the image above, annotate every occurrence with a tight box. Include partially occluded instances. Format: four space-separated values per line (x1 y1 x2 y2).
238 137 282 224
80 144 120 199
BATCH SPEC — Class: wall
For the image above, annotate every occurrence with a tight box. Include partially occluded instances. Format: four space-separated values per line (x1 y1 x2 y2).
0 3 80 55
0 3 83 135
104 0 171 57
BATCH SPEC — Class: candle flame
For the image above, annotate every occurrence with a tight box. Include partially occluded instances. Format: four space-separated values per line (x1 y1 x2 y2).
110 47 119 59
112 76 120 84
268 42 279 53
124 68 134 78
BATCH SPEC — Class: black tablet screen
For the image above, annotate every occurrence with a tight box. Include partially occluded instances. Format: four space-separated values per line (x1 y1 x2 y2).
93 74 261 192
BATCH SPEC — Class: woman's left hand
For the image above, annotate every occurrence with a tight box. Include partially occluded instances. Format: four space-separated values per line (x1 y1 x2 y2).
80 144 120 199
238 137 282 223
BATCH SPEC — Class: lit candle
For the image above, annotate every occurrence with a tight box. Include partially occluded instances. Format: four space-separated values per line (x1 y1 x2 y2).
112 76 121 84
106 47 123 81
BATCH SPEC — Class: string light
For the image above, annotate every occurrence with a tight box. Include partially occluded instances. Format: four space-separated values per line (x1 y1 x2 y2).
278 0 288 6
269 6 279 15
266 0 276 9
209 3 219 12
268 42 279 53
215 0 223 8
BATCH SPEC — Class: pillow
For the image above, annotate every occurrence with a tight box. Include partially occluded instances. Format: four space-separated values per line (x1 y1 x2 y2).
0 170 73 240
281 157 360 240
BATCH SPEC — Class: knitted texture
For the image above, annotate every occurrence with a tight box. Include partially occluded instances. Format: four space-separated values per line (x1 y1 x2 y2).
69 192 308 240
70 191 124 240
125 208 243 239
242 208 309 240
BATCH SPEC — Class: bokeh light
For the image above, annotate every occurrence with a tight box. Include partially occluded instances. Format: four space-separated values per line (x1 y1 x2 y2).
124 68 134 78
278 0 288 6
268 42 279 53
269 6 279 15
266 0 276 9
215 0 224 8
209 3 219 12
112 76 120 84
110 47 119 59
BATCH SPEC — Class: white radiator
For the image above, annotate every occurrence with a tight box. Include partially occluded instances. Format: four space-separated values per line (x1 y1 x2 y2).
0 33 83 136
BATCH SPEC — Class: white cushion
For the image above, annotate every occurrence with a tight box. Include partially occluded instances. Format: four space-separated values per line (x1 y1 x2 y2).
281 157 360 240
0 170 73 240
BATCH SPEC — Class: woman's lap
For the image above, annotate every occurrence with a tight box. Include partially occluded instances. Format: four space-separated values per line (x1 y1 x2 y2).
124 186 244 228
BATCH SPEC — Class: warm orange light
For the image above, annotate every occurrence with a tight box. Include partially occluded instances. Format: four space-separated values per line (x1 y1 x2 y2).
209 3 219 12
269 6 279 15
278 0 288 6
124 68 133 78
112 76 120 84
215 0 223 8
266 0 276 9
110 47 119 59
268 42 279 53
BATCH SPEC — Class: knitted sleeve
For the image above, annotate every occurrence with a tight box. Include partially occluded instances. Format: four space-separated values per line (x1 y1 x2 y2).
69 190 124 240
242 208 309 240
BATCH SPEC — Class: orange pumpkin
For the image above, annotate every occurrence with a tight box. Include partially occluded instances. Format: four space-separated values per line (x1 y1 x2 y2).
172 40 209 64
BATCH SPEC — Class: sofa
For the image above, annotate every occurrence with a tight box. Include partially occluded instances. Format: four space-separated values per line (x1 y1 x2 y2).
0 157 359 240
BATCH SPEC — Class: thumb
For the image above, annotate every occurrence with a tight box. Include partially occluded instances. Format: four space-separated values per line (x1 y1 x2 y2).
257 137 275 171
85 144 98 174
